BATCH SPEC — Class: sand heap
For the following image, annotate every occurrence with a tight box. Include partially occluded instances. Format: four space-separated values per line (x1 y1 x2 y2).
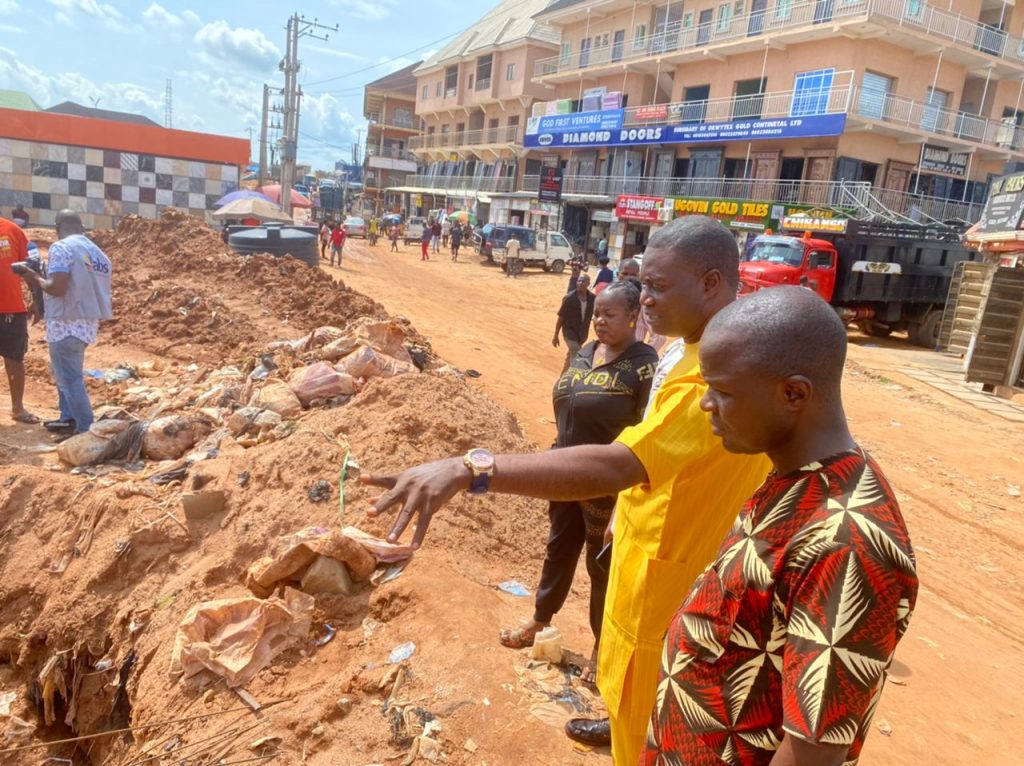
0 212 550 765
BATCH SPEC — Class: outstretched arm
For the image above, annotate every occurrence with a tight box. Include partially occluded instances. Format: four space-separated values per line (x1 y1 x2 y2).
363 442 645 547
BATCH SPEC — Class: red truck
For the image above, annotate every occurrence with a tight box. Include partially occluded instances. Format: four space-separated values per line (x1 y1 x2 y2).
739 221 980 347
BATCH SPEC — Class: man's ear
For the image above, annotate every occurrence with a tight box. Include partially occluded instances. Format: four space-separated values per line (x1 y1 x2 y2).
780 375 813 411
703 268 722 294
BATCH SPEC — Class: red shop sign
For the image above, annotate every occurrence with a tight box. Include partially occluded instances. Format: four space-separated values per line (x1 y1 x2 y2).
616 195 663 222
635 104 668 121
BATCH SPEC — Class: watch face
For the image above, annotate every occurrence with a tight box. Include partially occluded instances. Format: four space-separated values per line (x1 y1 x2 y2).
467 448 493 470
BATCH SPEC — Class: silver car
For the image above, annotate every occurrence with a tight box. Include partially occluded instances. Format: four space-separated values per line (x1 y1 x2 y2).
344 216 367 238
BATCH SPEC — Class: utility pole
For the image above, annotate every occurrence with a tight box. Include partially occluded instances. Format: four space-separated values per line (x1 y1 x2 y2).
259 84 270 186
164 79 173 129
278 13 337 216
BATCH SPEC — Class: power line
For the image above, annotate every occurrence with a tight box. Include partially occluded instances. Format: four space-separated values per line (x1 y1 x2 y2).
302 31 459 87
299 130 356 151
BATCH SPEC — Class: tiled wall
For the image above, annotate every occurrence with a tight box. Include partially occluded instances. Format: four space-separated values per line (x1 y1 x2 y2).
0 138 239 229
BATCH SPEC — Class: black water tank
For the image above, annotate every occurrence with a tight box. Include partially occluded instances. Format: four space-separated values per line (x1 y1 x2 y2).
227 224 318 267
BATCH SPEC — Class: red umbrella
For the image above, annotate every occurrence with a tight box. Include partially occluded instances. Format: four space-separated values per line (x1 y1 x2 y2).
258 184 312 209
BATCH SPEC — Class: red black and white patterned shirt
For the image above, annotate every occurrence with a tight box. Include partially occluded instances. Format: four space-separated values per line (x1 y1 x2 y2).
641 449 917 766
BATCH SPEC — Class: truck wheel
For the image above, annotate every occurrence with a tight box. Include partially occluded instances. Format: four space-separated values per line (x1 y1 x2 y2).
908 310 942 349
549 259 566 274
858 320 893 338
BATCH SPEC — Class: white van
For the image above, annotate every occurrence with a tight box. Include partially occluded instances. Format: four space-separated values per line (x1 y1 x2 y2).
493 229 576 274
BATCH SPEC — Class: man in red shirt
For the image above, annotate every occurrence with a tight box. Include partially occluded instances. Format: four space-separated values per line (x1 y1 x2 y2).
642 286 918 766
330 224 346 268
0 218 39 423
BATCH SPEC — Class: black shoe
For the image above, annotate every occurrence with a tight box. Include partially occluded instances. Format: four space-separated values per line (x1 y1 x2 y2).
565 718 610 746
44 419 75 432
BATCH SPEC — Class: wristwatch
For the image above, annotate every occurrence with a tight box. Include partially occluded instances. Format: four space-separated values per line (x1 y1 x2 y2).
463 448 495 495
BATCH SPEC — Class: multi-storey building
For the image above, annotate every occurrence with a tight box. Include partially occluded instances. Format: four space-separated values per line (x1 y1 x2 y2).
362 62 422 215
401 0 561 220
389 0 1024 261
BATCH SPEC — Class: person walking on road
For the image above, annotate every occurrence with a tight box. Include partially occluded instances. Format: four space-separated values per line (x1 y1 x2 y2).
442 218 451 249
319 221 330 259
505 233 522 278
641 287 918 766
499 280 658 682
360 216 771 765
18 210 113 436
552 274 594 372
420 220 432 261
330 224 346 267
0 216 40 424
450 223 463 262
430 218 442 254
390 224 400 253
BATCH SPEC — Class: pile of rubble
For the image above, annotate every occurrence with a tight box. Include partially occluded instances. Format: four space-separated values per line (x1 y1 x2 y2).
0 212 550 765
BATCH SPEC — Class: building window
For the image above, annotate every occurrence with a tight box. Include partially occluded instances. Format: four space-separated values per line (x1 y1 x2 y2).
791 68 835 116
718 3 732 31
858 72 894 120
506 62 517 80
734 77 766 119
444 65 458 98
393 107 413 129
468 73 474 89
560 41 571 64
476 54 492 89
435 81 441 97
633 23 647 49
580 37 592 67
922 87 950 132
421 85 428 99
684 12 694 28
775 0 792 19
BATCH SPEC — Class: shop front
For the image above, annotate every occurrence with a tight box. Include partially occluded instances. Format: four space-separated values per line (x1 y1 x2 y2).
614 194 663 261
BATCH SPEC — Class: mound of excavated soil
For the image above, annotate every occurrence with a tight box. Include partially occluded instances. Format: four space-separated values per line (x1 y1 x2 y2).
0 216 553 764
89 210 387 363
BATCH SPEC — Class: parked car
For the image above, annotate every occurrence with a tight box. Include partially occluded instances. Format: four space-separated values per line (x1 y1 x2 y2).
344 216 367 238
475 224 537 260
403 216 427 245
492 228 575 273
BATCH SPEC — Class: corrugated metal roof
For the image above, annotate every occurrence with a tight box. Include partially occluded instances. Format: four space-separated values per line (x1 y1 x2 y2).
45 101 161 127
415 0 560 71
0 89 41 112
366 61 422 95
534 0 587 16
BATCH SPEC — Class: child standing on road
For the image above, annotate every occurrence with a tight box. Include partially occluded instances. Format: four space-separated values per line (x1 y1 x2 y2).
390 225 400 252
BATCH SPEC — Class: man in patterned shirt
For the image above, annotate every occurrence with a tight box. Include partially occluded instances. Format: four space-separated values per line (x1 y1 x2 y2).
19 211 113 435
643 286 918 766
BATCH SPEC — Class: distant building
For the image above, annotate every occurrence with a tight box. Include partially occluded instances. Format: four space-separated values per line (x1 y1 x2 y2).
362 61 422 215
0 90 249 229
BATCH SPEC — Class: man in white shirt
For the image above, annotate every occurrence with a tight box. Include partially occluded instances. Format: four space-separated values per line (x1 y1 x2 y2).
505 233 522 279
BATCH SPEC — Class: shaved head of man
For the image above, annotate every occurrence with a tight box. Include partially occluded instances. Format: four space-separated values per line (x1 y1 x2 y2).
698 286 853 469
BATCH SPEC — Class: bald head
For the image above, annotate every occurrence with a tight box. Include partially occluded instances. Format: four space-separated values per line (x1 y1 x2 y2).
55 209 84 238
646 215 739 290
706 286 847 396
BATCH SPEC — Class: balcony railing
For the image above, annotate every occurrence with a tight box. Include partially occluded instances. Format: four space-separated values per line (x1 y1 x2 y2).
868 187 984 222
402 174 515 193
849 87 1024 150
534 0 1024 78
366 147 418 164
409 125 521 151
369 118 420 131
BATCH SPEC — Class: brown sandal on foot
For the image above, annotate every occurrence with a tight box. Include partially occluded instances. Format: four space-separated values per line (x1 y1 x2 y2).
498 624 542 649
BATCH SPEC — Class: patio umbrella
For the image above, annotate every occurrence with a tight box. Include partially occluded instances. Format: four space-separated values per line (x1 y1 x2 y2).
259 184 313 209
446 210 477 226
213 189 273 208
211 197 293 223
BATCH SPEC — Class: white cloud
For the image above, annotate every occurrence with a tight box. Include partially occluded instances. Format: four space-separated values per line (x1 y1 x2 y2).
329 0 397 22
141 2 194 30
49 0 126 29
0 1 20 14
194 20 281 73
0 22 22 32
379 56 416 74
307 45 366 62
181 9 200 25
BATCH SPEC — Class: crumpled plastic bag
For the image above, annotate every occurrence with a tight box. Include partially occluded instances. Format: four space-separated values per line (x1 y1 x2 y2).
350 319 412 361
143 415 198 460
254 381 302 418
245 526 378 598
339 345 414 380
170 587 314 687
268 326 346 355
288 362 356 405
342 526 416 563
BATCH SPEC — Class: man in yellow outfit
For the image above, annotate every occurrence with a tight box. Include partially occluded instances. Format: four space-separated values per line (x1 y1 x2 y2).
364 215 771 764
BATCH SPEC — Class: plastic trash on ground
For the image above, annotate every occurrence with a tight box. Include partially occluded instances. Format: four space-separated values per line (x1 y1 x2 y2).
530 627 564 663
142 416 199 461
169 588 314 687
245 527 377 598
341 526 416 563
288 362 356 406
498 580 531 597
388 641 416 664
254 381 302 418
338 345 414 380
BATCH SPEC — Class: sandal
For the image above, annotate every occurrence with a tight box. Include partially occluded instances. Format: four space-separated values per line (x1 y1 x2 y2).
498 624 543 649
12 411 40 424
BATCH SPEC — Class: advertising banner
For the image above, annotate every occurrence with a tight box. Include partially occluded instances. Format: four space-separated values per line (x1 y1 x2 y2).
538 163 563 203
977 172 1024 234
524 112 847 149
616 195 663 222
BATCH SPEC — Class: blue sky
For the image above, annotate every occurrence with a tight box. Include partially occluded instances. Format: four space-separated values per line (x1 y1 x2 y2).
0 0 469 170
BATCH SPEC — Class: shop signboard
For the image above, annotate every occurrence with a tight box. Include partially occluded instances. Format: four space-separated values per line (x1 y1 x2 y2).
616 195 663 222
919 145 969 176
977 172 1024 234
524 111 846 149
635 104 669 121
538 162 563 203
669 197 771 230
781 208 850 233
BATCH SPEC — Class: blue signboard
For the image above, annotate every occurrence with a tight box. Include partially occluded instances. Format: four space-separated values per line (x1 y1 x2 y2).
528 109 625 137
523 113 847 149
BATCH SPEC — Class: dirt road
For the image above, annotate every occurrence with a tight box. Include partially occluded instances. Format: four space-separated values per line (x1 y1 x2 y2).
331 237 1024 765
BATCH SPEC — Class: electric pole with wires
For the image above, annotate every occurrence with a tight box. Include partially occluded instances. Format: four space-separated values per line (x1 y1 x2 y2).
278 13 337 216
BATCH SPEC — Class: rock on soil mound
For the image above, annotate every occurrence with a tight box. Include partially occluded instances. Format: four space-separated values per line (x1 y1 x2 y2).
90 210 386 363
